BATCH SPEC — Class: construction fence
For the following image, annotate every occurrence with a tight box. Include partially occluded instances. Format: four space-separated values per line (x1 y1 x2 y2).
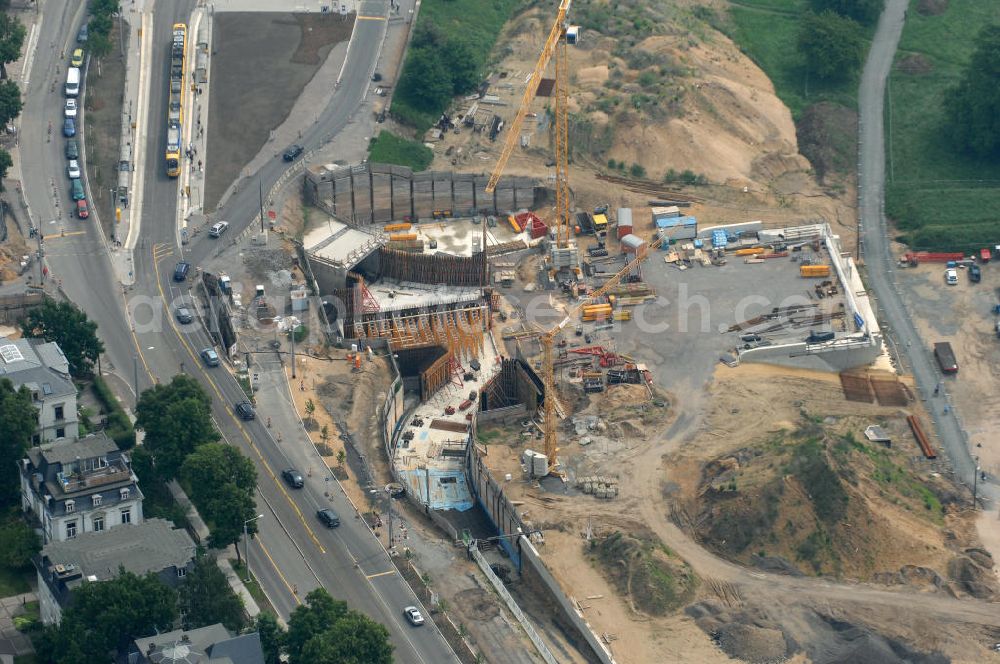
304 162 540 224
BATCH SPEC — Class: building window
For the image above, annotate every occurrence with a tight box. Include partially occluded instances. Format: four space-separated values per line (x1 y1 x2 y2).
66 521 77 539
120 508 131 524
177 567 187 578
92 516 104 532
120 488 130 500
65 500 75 513
54 405 64 420
92 494 102 507
96 457 108 469
55 427 65 439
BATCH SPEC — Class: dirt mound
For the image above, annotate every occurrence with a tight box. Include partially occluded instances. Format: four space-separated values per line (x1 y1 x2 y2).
897 54 934 75
715 623 789 663
589 530 697 616
916 0 949 16
693 419 968 580
947 552 997 600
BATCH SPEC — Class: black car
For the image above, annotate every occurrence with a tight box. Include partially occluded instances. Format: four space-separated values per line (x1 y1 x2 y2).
174 306 193 324
173 261 190 282
65 139 79 160
282 144 304 162
234 400 256 420
282 469 304 488
969 264 982 283
317 508 340 528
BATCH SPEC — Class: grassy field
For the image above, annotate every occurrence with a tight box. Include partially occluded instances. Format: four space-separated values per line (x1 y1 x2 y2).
367 131 433 171
725 0 866 117
392 0 522 132
885 1 1000 250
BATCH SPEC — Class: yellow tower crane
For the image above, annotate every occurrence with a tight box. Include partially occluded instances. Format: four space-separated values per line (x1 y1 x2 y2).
535 234 664 473
485 0 573 247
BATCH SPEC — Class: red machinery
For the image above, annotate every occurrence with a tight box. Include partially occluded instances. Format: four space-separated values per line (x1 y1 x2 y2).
904 251 964 266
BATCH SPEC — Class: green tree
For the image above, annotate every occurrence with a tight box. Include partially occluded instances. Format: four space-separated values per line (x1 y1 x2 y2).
0 379 36 508
0 148 10 185
179 554 246 632
0 13 25 71
180 442 257 507
21 299 105 377
136 375 219 479
944 24 1000 159
255 612 286 664
396 47 453 113
286 589 392 664
0 79 22 127
0 516 40 569
36 569 177 662
304 398 316 424
448 39 481 95
204 482 258 563
810 0 883 25
797 11 866 82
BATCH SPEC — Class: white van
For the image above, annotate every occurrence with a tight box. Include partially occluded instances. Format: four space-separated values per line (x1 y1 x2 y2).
944 268 958 285
65 67 81 97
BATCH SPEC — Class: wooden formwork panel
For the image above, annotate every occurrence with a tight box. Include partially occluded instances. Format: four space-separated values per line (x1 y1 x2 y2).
870 378 910 407
839 372 875 403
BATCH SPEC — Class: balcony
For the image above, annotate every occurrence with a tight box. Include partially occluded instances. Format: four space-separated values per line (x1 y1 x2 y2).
56 459 131 493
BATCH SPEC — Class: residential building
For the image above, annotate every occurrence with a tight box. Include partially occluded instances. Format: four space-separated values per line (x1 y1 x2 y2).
0 335 78 443
19 433 144 543
126 625 264 664
34 518 195 625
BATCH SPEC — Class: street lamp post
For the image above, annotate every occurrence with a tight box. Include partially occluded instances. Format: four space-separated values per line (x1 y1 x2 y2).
243 514 264 582
973 456 981 510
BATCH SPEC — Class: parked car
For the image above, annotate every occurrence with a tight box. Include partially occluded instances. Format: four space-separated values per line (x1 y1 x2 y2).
969 264 982 283
63 117 76 137
70 48 84 67
65 139 79 159
282 144 304 162
77 24 88 43
234 400 256 420
281 469 304 488
173 261 190 281
316 508 340 528
75 199 89 219
200 347 220 367
64 99 78 118
403 607 425 626
70 178 85 201
945 268 958 285
208 221 229 237
66 159 80 179
174 306 193 324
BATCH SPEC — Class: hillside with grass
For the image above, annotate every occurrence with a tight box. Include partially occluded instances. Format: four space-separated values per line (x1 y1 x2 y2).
694 419 995 596
885 1 1000 251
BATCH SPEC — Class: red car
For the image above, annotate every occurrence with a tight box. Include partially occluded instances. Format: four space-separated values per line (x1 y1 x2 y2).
76 199 89 219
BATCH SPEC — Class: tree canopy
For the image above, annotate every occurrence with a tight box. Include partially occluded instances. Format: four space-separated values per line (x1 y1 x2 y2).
797 10 866 82
21 299 105 377
0 12 25 68
255 613 285 664
944 24 1000 159
0 515 40 569
395 24 482 120
809 0 883 25
286 589 393 664
0 78 22 128
136 375 218 479
36 569 177 664
0 378 36 508
179 554 247 632
180 443 258 558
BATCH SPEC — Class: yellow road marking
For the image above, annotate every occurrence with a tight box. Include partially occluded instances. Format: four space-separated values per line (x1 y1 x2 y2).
356 15 386 20
256 537 303 606
365 570 395 580
47 230 86 239
150 253 328 556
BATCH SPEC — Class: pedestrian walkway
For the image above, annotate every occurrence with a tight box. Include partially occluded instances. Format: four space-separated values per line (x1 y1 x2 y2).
0 592 37 658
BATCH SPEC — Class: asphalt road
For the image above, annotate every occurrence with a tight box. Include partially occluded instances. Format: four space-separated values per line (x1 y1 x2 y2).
19 0 139 396
185 0 390 268
126 1 458 661
857 0 994 504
